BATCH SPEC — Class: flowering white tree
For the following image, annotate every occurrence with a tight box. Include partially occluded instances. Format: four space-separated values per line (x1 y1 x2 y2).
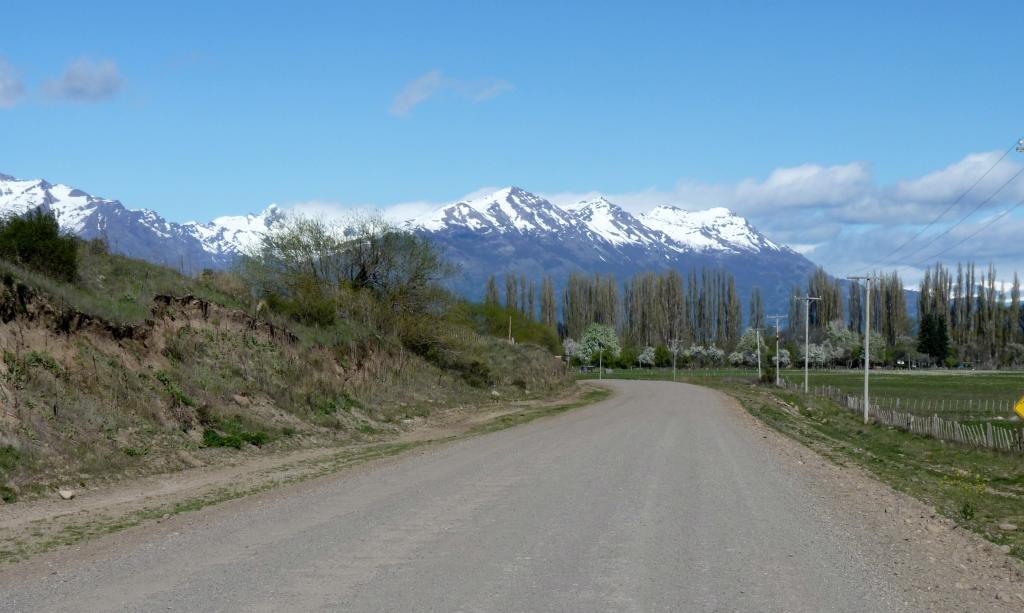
638 346 656 367
799 343 829 367
577 323 620 364
730 329 762 367
562 338 580 362
683 344 725 367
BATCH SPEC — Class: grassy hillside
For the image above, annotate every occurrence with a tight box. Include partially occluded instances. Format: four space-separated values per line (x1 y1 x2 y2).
0 237 570 502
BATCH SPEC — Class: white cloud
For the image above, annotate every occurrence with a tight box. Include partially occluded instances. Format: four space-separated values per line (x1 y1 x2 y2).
0 58 24 109
471 80 514 102
390 70 513 116
44 57 123 101
894 151 1024 204
389 70 445 116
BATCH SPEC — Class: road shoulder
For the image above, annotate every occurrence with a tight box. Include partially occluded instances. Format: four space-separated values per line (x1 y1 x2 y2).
701 381 1024 611
0 383 610 571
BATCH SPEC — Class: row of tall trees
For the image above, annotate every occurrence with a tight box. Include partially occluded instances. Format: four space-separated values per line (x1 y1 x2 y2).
488 268 751 353
786 263 1024 368
487 260 1024 368
484 273 558 329
918 262 1023 365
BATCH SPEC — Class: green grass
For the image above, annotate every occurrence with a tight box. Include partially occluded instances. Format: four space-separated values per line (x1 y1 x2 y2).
780 369 1024 416
202 417 271 449
578 367 755 381
0 445 19 473
0 243 245 325
581 368 1024 559
581 366 1024 417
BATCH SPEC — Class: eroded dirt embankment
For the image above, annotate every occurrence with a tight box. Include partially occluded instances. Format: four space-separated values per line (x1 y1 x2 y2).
0 282 569 505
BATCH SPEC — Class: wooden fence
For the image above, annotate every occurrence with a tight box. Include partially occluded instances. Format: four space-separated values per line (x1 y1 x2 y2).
779 380 1024 454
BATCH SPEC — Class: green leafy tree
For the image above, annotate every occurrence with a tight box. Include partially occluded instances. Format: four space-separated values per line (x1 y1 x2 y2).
918 313 950 364
654 344 672 367
0 209 78 281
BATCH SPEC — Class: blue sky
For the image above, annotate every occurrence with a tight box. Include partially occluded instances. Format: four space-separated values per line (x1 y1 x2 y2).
2 0 1023 279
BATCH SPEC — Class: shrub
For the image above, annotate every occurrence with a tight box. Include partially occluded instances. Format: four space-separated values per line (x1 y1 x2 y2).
457 303 560 354
0 445 20 473
155 371 195 407
203 428 243 449
0 209 78 281
202 416 271 449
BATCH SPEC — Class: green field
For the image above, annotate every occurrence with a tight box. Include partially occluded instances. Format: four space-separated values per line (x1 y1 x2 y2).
779 369 1024 417
581 367 1024 418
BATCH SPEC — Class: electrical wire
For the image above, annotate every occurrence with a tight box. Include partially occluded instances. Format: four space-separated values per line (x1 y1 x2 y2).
909 195 1024 268
858 140 1019 272
894 164 1024 266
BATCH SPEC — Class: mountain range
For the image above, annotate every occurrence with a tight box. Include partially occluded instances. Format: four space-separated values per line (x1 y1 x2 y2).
0 173 819 316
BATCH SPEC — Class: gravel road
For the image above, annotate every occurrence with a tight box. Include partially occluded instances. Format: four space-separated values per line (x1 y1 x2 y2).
0 380 1014 611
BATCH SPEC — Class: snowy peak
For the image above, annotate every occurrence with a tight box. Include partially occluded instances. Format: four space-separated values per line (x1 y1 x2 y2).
411 186 784 255
415 186 581 235
640 205 780 253
184 204 284 255
0 172 286 269
569 197 662 247
0 175 126 234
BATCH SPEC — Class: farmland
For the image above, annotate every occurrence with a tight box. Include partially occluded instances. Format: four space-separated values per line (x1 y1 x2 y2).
581 367 1024 418
779 369 1024 418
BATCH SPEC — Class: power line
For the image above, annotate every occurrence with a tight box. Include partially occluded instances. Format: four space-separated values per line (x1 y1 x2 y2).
894 164 1024 268
862 141 1019 271
909 195 1024 268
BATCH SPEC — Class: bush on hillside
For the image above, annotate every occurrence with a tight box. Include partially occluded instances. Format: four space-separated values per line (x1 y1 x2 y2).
454 303 560 354
239 214 454 328
0 210 78 281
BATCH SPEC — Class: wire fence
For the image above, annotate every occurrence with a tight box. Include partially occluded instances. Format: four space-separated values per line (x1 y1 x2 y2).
780 380 1024 454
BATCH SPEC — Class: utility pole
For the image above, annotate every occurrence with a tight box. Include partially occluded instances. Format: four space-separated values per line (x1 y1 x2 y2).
752 328 764 380
669 338 679 382
848 276 875 424
800 296 821 393
768 315 786 386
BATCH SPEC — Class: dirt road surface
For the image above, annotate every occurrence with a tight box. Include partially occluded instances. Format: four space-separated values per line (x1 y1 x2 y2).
1 380 1021 611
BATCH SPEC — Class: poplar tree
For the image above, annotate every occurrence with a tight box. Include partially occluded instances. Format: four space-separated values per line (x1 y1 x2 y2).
505 273 518 313
484 275 500 306
748 287 764 330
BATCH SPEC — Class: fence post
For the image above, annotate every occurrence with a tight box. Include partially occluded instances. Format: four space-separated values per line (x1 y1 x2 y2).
985 422 993 448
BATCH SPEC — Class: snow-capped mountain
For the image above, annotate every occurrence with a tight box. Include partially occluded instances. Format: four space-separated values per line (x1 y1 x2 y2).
409 186 817 314
416 187 583 236
410 186 789 256
639 205 782 254
0 174 818 314
0 173 281 272
568 197 665 247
